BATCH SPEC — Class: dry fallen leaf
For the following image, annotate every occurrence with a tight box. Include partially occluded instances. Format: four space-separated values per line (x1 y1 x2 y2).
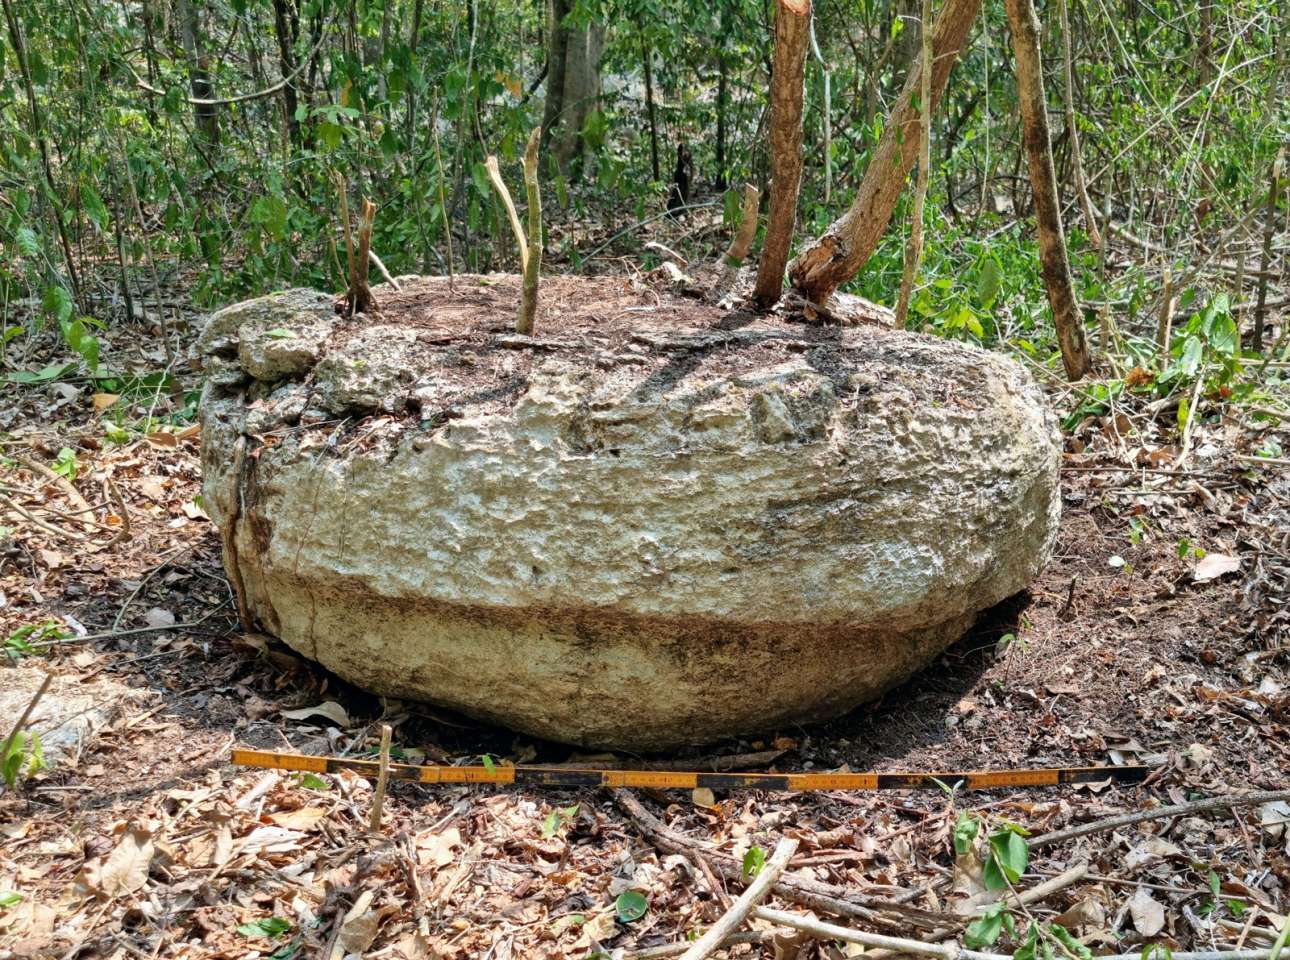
691 787 716 808
1193 553 1240 582
143 607 175 628
1129 887 1166 936
91 393 120 412
97 824 155 898
268 807 328 832
281 701 351 727
1054 897 1107 931
336 889 380 955
416 826 461 868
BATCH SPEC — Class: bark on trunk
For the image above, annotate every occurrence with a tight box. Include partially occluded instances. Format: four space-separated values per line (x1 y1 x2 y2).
640 25 660 182
271 0 301 150
177 0 219 146
539 0 570 152
1005 0 1091 380
787 0 981 304
753 0 812 308
553 21 604 171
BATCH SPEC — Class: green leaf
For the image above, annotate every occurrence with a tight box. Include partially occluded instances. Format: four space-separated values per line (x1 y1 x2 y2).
964 904 1006 948
541 809 561 838
976 255 1002 308
480 754 496 774
237 917 292 939
0 891 22 910
1048 923 1093 960
15 226 39 257
614 890 648 923
298 772 329 790
1177 336 1204 378
1013 921 1041 960
984 827 1028 889
742 845 767 880
953 812 980 856
42 285 74 324
265 328 295 339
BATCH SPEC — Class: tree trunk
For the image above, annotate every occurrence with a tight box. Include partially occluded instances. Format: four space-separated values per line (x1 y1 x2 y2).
1056 0 1100 248
753 0 812 308
640 25 660 182
894 0 933 327
552 20 604 172
271 0 301 150
540 0 570 152
788 0 981 304
176 0 219 146
1005 0 1091 380
715 10 729 190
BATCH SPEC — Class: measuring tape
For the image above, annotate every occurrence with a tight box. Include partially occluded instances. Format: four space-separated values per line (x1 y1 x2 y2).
232 749 1148 792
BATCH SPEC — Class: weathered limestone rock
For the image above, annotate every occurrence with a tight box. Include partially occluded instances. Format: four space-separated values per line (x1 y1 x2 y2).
199 275 1061 750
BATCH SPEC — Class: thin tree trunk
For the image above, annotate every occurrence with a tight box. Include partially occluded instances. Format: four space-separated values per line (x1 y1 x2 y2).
272 0 302 149
0 0 85 311
788 0 981 304
753 0 812 308
894 0 933 327
808 11 832 204
1004 0 1091 379
1056 0 1100 248
176 0 219 146
540 0 569 152
641 25 660 181
1253 147 1284 352
715 11 729 190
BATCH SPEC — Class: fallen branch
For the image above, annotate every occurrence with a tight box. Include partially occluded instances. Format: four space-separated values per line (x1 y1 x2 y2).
972 861 1088 915
0 492 86 542
627 931 770 959
679 837 798 960
612 789 944 931
751 909 1288 960
754 907 955 958
1029 789 1290 849
16 455 95 533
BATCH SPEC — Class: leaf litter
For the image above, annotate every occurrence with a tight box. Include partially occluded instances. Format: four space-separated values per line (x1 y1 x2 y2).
0 284 1287 958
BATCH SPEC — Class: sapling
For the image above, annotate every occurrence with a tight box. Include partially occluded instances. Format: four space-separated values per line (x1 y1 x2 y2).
484 127 543 334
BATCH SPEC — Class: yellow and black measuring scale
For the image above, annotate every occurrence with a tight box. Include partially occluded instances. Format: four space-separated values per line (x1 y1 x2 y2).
232 748 1149 792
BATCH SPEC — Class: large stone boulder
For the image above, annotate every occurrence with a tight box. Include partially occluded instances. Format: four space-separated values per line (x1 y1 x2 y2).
198 275 1060 750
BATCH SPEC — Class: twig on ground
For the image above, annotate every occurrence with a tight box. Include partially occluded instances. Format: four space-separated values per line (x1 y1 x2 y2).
972 861 1088 915
105 477 131 547
678 837 798 960
626 931 770 959
0 492 86 542
15 455 96 533
1029 789 1290 849
753 907 955 958
612 788 945 931
751 909 1288 960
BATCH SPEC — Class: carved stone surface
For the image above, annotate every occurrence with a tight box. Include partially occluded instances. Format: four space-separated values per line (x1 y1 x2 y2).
199 276 1061 749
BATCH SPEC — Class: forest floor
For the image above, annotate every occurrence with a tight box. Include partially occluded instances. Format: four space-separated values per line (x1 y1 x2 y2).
1 266 1288 960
